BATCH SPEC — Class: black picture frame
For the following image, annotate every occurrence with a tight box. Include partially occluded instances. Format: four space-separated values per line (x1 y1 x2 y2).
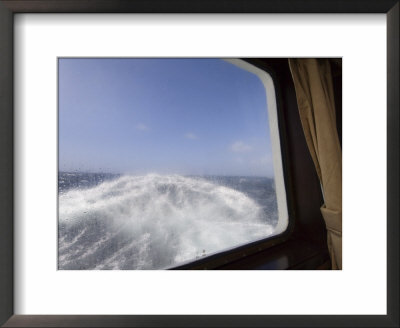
0 0 398 327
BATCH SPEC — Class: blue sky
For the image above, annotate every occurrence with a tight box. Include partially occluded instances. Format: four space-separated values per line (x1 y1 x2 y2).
59 58 274 177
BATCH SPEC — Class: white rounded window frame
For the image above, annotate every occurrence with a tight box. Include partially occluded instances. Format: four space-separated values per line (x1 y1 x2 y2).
225 59 289 235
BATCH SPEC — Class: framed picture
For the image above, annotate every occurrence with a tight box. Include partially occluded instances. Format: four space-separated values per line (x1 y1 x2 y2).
0 0 398 327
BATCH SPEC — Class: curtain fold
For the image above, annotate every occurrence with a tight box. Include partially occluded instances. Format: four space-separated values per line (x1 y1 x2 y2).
289 58 342 269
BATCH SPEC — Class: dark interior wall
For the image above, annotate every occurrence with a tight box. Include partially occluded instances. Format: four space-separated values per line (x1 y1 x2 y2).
246 58 342 248
263 58 342 247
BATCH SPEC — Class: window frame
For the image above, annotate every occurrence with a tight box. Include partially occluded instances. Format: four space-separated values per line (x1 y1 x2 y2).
56 57 293 271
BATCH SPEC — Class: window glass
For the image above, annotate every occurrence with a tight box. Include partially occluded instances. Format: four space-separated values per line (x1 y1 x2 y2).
58 58 288 269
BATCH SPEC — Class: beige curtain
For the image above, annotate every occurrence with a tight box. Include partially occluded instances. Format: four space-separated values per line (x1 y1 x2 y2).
289 59 342 269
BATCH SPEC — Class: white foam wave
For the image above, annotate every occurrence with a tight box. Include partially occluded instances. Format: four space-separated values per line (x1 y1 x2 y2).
58 174 274 269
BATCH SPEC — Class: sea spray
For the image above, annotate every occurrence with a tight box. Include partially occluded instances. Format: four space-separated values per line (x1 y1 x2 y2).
58 174 275 269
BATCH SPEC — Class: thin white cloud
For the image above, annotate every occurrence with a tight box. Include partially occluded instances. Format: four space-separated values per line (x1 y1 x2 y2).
252 155 272 165
135 123 149 131
185 133 198 140
230 141 252 153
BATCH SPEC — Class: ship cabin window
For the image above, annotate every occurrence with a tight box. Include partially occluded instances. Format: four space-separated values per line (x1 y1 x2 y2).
58 58 290 270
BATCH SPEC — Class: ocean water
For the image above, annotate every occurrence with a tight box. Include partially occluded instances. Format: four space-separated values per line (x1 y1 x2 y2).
58 172 278 270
